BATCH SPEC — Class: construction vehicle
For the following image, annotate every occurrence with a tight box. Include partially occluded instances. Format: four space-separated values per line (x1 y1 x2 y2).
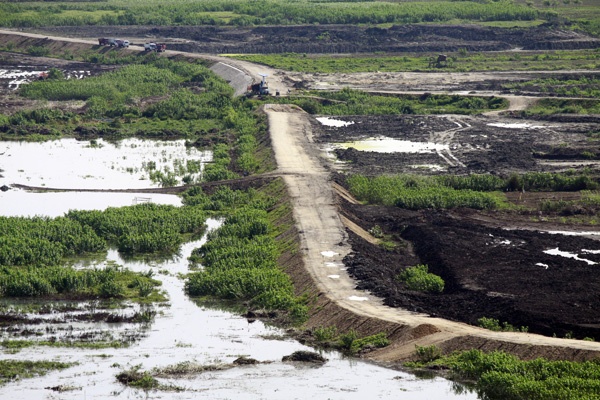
144 43 167 52
115 39 129 48
428 54 450 68
246 74 270 97
98 38 117 46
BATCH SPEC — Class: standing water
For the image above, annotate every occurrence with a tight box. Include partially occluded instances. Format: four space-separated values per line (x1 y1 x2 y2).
0 139 477 399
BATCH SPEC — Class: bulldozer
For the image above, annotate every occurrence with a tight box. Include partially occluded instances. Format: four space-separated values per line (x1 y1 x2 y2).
246 73 270 97
428 54 450 68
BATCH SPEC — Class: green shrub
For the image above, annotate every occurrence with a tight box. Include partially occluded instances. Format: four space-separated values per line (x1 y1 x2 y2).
398 265 444 293
415 344 442 363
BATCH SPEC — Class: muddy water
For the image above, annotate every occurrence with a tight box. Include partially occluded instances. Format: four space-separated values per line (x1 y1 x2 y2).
0 217 477 399
0 141 477 399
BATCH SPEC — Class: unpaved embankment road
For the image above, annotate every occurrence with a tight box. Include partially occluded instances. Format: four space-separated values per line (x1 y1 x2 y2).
265 104 600 362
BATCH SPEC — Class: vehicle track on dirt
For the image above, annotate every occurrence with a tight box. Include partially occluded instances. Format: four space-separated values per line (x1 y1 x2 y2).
2 29 600 362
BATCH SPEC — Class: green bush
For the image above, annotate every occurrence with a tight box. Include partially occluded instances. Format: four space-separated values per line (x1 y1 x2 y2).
398 265 444 293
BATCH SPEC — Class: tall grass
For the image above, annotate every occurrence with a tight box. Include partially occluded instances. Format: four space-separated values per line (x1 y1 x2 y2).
185 202 307 321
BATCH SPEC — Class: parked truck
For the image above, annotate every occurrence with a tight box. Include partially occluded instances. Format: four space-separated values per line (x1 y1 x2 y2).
143 43 166 52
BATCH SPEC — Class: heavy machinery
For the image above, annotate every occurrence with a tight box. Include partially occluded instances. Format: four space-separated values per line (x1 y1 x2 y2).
115 39 129 48
144 43 167 52
246 74 270 97
98 38 117 46
428 54 450 68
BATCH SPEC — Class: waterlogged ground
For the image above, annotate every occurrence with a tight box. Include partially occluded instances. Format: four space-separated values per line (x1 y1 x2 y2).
0 138 212 189
0 146 478 399
314 114 600 176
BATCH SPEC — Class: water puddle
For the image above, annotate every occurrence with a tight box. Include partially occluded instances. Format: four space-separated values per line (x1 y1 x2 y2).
331 137 448 153
547 231 600 237
543 247 597 265
410 164 446 171
0 68 91 90
0 190 181 217
321 251 339 257
0 138 211 188
487 122 549 129
316 117 355 127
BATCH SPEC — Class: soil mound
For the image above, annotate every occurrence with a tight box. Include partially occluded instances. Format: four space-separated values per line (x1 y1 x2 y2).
32 24 600 54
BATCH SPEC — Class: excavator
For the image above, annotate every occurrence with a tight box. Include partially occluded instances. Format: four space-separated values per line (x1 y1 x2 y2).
246 73 270 97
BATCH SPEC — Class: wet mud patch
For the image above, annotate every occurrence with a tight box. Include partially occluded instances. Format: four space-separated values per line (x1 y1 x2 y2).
342 201 600 339
314 114 600 175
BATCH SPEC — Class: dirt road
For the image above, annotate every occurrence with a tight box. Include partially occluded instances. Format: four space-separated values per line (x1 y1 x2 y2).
265 104 600 362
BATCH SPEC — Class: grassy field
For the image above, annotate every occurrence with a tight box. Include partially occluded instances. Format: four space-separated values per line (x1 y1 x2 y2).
229 49 600 73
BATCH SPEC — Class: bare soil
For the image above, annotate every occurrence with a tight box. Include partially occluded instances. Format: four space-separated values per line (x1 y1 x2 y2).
308 110 600 340
312 114 600 175
28 24 600 54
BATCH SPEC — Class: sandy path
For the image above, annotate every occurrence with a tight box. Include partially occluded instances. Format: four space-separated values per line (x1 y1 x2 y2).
265 104 600 359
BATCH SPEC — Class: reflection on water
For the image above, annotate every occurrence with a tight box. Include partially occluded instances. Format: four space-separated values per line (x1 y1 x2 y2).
0 144 478 398
331 137 448 153
0 138 211 189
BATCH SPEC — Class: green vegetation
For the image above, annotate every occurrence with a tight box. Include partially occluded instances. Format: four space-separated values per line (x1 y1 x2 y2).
523 98 600 115
346 172 599 210
477 317 529 333
312 326 390 355
0 360 74 386
0 264 162 300
230 49 600 73
397 264 445 293
408 348 600 400
346 174 507 210
116 365 161 390
265 88 507 115
503 75 600 98
415 344 443 363
66 203 207 254
185 207 307 321
184 182 308 322
0 1 541 28
0 203 211 301
1 339 130 351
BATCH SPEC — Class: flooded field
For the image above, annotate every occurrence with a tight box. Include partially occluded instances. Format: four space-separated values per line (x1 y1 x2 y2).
0 138 212 189
0 139 478 398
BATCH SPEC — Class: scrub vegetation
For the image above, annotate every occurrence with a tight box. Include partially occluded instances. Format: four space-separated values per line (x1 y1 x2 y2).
184 181 309 323
231 49 600 73
346 172 599 210
408 348 600 400
312 326 390 355
0 0 542 28
0 360 74 386
0 204 209 301
265 88 508 115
